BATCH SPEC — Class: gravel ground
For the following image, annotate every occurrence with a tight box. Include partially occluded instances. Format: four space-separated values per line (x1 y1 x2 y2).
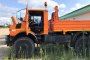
0 28 9 36
0 28 9 60
0 28 89 60
0 35 9 60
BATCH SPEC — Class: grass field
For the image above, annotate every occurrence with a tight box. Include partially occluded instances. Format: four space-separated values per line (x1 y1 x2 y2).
1 28 89 60
5 43 90 60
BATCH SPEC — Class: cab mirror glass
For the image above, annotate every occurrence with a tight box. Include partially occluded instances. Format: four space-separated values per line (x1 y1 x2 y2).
16 12 21 19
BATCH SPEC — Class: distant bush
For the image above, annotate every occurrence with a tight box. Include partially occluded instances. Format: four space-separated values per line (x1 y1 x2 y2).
0 26 9 28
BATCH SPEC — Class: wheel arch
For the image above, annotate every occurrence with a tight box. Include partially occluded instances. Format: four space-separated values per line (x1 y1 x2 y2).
12 32 38 44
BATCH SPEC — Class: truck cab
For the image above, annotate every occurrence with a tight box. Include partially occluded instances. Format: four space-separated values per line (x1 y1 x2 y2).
9 8 48 37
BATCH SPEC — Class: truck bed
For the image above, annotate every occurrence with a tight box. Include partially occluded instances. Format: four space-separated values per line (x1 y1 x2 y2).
49 20 90 32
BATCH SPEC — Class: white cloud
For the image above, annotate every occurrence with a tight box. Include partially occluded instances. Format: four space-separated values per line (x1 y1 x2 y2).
61 3 88 16
59 4 66 9
17 0 66 19
0 17 12 25
0 3 19 17
0 3 20 25
18 0 66 9
70 3 84 11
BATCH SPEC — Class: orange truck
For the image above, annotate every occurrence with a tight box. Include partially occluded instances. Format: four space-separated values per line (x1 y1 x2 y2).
6 2 90 58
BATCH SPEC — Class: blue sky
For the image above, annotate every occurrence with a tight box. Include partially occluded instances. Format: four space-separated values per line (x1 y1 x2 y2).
0 0 90 25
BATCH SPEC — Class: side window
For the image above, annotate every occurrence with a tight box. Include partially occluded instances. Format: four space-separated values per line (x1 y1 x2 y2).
30 16 41 24
34 16 41 24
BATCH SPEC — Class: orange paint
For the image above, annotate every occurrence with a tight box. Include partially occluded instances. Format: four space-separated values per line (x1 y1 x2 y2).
49 6 90 33
10 5 90 37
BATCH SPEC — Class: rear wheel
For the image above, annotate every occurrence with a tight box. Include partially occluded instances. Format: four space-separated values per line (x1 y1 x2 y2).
13 37 35 58
75 36 89 57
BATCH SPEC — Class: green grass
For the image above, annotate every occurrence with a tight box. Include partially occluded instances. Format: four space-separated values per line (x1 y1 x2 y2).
5 44 90 60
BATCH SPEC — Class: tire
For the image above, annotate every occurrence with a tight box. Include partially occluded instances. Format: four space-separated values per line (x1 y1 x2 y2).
87 37 90 57
75 36 89 57
71 32 82 47
13 37 35 58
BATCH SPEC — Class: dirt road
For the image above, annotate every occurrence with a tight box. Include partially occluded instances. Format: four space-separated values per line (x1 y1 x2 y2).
0 28 9 60
0 28 9 35
0 35 9 60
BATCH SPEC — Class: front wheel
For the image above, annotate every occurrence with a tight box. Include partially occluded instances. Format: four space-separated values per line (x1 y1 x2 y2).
13 37 35 58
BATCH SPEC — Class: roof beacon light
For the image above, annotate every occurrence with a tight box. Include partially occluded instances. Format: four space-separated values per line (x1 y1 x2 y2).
44 2 47 8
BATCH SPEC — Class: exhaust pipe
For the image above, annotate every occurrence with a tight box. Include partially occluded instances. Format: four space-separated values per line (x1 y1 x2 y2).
11 16 18 24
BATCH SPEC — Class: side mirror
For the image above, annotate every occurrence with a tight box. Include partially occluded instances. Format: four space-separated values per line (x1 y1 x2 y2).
20 17 23 22
16 12 21 20
16 8 26 23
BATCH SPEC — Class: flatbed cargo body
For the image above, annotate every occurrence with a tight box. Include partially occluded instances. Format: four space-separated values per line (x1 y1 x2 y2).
49 20 90 32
